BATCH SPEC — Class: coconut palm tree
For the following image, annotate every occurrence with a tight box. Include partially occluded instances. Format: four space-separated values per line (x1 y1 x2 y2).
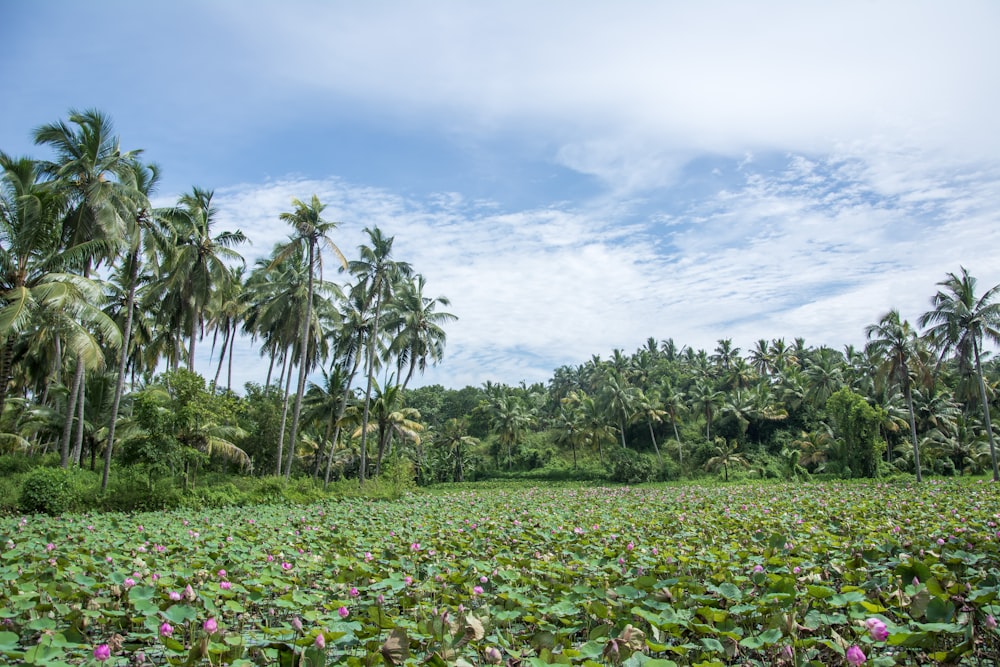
437 417 479 482
632 388 665 464
919 268 1000 481
153 187 247 372
347 226 412 485
273 195 347 479
865 308 923 482
102 159 164 489
387 274 456 391
601 370 640 449
689 379 723 441
704 437 748 482
655 381 684 459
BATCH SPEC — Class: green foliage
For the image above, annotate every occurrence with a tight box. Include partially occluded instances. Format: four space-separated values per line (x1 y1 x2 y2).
608 447 655 483
826 388 887 478
4 479 998 664
18 466 76 514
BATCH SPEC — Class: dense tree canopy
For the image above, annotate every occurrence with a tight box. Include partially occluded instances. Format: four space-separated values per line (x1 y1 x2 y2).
3 109 1000 501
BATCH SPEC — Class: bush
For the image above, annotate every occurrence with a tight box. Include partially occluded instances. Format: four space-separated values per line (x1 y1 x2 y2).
608 448 655 484
19 466 76 515
0 455 33 476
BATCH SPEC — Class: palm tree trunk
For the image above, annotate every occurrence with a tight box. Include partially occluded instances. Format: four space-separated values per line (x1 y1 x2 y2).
359 298 384 487
903 376 922 482
213 323 229 389
187 325 197 373
672 418 682 466
0 337 16 418
973 338 1000 481
265 346 276 388
275 351 292 476
647 421 662 464
104 249 139 490
226 328 236 392
71 377 86 466
285 242 316 480
325 353 362 488
619 418 628 449
60 358 85 468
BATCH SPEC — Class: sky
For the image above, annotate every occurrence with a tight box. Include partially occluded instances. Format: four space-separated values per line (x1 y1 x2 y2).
3 1 1000 391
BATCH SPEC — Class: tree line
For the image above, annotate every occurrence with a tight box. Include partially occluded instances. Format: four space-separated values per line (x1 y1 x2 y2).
1 109 455 493
4 109 1000 500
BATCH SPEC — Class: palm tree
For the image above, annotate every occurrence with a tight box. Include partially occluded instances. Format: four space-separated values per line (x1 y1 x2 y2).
919 268 1000 481
704 437 748 482
34 110 139 466
102 159 163 490
154 187 247 372
857 313 918 475
601 370 640 449
487 392 533 469
0 154 121 465
632 388 665 464
273 195 346 479
347 227 412 485
387 274 456 391
659 381 686 466
689 379 723 441
438 417 479 482
0 154 67 416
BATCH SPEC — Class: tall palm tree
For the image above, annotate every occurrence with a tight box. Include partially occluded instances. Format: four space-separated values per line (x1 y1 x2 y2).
438 417 479 482
273 195 346 479
487 392 533 470
154 187 247 372
388 274 456 391
919 268 1000 481
689 379 723 441
601 370 640 449
34 110 139 466
659 381 686 465
632 388 665 464
102 159 163 490
0 154 120 466
861 308 927 481
0 154 67 416
347 227 412 485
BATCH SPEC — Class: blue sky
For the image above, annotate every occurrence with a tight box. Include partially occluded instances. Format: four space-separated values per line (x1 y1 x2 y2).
4 1 1000 390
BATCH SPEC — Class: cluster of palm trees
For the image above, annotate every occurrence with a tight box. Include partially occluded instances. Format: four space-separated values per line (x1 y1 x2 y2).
474 269 1000 482
1 109 456 487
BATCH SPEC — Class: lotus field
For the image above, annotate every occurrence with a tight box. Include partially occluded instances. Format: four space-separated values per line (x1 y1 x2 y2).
3 480 1000 666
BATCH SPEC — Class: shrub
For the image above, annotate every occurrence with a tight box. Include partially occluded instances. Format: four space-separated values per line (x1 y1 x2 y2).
19 466 75 515
608 448 655 484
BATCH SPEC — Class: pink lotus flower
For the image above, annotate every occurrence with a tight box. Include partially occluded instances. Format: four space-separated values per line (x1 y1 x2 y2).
473 585 484 595
987 614 998 629
220 581 232 591
349 587 359 597
169 591 181 601
315 632 326 648
93 644 111 661
866 618 888 641
203 617 218 633
364 552 373 562
282 562 293 570
338 606 349 618
160 622 173 637
846 645 866 665
218 569 227 578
